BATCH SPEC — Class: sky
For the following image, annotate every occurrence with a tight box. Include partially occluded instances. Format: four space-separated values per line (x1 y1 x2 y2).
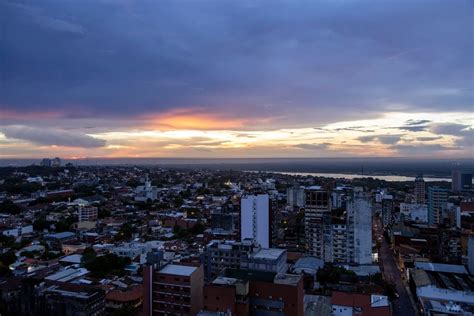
0 0 473 159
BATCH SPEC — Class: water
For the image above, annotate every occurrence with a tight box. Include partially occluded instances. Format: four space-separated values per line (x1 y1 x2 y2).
260 171 451 182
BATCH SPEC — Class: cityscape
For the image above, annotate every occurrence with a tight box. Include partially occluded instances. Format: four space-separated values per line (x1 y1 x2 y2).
1 1 473 316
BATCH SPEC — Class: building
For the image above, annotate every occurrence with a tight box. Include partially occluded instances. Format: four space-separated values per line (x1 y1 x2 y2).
346 192 372 265
409 266 474 315
428 187 448 225
381 194 394 228
37 281 105 316
331 292 390 316
287 184 305 208
51 157 61 167
40 158 52 167
414 174 426 204
202 239 259 280
240 248 288 274
304 187 332 261
78 206 98 222
135 175 159 202
143 263 204 316
452 170 473 192
469 234 474 274
241 194 270 248
400 203 428 223
208 269 305 316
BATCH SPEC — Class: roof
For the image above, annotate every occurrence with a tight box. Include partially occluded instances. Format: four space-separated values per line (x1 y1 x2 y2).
45 231 75 239
59 254 83 264
106 285 142 302
331 292 390 316
251 248 286 260
159 264 197 276
415 262 468 274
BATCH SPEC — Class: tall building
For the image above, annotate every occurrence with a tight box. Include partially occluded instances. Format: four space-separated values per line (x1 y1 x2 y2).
40 158 52 167
381 194 394 228
241 194 270 248
469 234 474 274
346 191 373 264
428 187 448 225
452 170 473 192
143 263 204 316
51 157 61 167
287 183 305 208
304 187 332 262
414 174 426 204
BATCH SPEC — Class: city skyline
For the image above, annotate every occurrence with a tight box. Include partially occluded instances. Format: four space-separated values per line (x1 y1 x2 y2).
1 0 473 158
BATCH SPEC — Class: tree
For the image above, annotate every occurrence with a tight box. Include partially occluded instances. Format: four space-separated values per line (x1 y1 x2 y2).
0 200 21 215
83 253 131 278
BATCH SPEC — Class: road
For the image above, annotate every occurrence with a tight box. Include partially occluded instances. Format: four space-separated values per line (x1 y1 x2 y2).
375 221 417 316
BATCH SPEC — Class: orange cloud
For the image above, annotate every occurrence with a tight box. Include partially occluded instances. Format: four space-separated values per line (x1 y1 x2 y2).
146 108 245 130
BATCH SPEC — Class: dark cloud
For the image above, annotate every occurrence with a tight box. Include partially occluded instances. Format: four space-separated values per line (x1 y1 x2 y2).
391 144 455 155
0 0 472 125
429 123 470 136
294 143 331 150
392 119 432 132
416 136 442 141
358 135 401 144
1 126 106 148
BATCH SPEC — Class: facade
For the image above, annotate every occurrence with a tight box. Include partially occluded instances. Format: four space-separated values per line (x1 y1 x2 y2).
304 187 332 262
202 239 259 280
347 192 372 264
37 282 105 316
469 234 474 274
452 170 473 192
414 174 426 204
287 184 305 208
241 194 270 248
400 203 428 223
78 206 98 222
143 263 204 316
428 187 448 225
381 194 394 228
135 176 159 202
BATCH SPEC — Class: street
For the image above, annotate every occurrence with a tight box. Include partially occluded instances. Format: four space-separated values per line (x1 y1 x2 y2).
375 221 417 316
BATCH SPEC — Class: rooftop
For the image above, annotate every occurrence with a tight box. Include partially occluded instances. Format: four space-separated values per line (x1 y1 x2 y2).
251 248 286 260
159 264 197 276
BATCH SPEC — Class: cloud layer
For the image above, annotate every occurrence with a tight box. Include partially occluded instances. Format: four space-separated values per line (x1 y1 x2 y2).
0 0 472 158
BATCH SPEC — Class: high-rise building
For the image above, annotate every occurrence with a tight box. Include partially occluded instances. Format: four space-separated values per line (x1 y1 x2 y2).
287 183 305 208
51 157 61 167
40 158 52 167
241 194 270 248
143 263 204 316
468 234 474 274
414 174 426 204
347 191 373 264
452 170 473 192
381 194 394 228
428 187 448 225
304 187 332 262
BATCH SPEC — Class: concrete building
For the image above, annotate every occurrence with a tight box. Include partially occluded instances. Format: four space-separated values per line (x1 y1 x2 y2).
240 248 288 274
469 234 474 275
202 270 305 316
202 239 259 280
381 194 394 228
37 281 105 316
347 192 372 265
400 203 428 223
428 187 448 225
78 206 98 222
287 184 305 209
415 174 426 204
331 292 389 316
241 194 270 248
452 170 473 192
143 263 204 316
135 176 159 202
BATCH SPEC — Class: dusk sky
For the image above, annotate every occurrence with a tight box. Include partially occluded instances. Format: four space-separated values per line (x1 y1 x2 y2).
1 0 473 159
